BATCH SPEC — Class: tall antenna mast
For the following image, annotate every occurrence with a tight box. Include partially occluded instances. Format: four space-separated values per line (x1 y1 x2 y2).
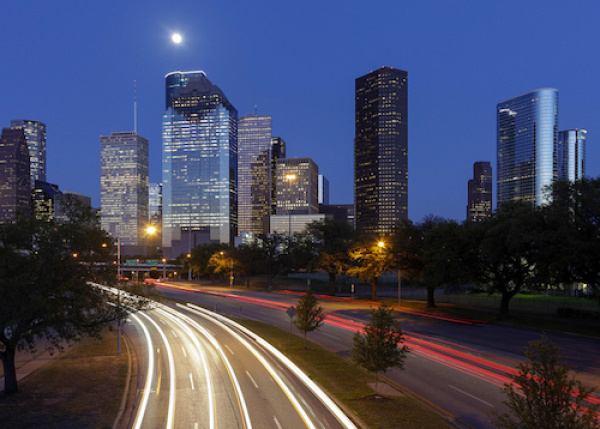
134 80 138 133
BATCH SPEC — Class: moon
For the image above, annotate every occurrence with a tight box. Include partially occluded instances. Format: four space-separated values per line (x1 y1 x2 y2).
171 33 182 44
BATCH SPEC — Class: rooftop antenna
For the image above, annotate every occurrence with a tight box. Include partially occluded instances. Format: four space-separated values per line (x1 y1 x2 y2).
134 80 138 133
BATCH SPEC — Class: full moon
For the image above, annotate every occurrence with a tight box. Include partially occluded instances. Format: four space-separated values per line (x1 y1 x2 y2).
172 33 182 44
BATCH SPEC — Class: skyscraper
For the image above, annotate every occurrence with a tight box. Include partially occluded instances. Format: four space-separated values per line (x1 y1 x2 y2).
101 131 149 255
355 67 408 235
270 137 286 215
162 71 238 257
32 180 62 220
238 114 272 235
467 161 492 222
318 174 329 205
497 88 558 206
10 120 46 188
558 129 586 182
275 157 319 215
0 127 30 222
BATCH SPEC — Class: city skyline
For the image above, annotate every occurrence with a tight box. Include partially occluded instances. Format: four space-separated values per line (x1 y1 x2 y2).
2 2 600 222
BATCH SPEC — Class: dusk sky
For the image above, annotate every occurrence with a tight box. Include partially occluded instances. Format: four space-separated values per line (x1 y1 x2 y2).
2 1 599 223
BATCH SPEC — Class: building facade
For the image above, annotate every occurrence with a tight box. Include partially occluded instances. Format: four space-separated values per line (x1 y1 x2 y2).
32 180 62 220
100 131 149 255
275 157 319 216
467 161 492 222
354 67 408 235
318 174 329 205
11 119 46 189
558 129 586 182
162 71 238 258
238 114 272 235
0 127 31 222
270 137 286 215
497 88 558 207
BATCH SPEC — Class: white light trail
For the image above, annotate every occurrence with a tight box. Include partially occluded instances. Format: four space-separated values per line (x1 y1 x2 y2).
130 313 154 429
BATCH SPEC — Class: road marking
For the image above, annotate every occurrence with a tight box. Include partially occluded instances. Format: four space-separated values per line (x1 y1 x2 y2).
321 332 338 341
448 385 494 407
225 345 235 355
159 318 166 325
194 423 198 429
273 416 282 429
171 330 178 338
181 346 187 357
190 373 195 390
246 370 259 389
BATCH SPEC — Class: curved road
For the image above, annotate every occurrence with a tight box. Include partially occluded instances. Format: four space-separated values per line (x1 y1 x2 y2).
124 301 357 429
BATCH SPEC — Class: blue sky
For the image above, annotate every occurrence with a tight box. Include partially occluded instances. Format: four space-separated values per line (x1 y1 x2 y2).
1 1 598 222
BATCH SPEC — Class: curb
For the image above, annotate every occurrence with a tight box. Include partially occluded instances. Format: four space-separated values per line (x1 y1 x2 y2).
112 333 133 429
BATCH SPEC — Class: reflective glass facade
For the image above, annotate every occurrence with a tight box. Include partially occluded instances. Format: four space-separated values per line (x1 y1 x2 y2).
355 67 408 235
467 161 492 222
100 132 149 255
238 114 272 235
11 119 46 189
497 88 558 206
162 71 238 256
558 129 586 182
0 127 30 222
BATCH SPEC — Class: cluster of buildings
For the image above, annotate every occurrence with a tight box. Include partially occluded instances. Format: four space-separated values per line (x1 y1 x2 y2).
0 70 587 258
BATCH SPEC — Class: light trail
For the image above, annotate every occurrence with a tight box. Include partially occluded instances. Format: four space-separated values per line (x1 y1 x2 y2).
182 303 358 429
130 313 154 429
140 312 177 429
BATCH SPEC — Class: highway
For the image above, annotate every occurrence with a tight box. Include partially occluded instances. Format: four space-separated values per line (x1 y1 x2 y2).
123 301 357 429
156 282 600 429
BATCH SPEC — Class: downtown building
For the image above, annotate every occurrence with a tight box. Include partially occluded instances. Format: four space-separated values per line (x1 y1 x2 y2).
162 71 238 258
0 127 31 222
238 114 272 236
467 161 492 222
354 67 408 236
10 119 46 189
497 88 558 206
100 131 149 256
557 129 586 182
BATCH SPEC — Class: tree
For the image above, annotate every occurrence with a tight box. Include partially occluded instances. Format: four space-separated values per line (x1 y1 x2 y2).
492 335 599 429
307 218 356 295
293 288 326 349
208 249 238 286
256 234 285 290
347 239 396 300
189 243 229 278
0 212 115 395
351 304 409 394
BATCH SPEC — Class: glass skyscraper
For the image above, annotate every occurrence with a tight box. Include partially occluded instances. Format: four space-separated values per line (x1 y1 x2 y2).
467 161 492 222
162 71 238 257
10 119 46 189
497 88 558 206
558 129 586 182
0 127 30 222
355 67 408 236
238 114 272 235
100 131 149 255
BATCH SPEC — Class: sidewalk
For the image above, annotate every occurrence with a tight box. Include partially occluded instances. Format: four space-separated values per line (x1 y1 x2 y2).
0 346 68 392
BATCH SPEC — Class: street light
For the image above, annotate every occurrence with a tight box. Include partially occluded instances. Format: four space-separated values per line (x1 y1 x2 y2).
378 240 401 307
146 226 157 257
187 253 192 281
162 258 167 280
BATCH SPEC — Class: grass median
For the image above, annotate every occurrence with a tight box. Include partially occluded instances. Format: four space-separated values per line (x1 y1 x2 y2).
239 318 456 429
0 329 128 429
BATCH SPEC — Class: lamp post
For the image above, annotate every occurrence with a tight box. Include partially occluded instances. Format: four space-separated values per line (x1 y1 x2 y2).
187 253 192 281
146 225 157 256
162 258 167 280
285 174 296 239
377 240 401 307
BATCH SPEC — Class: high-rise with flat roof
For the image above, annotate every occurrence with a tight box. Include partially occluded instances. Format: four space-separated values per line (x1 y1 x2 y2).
101 131 149 255
276 157 319 215
355 67 408 235
467 161 492 222
162 71 238 257
238 114 272 235
558 129 586 182
497 88 558 206
10 120 46 188
0 127 30 222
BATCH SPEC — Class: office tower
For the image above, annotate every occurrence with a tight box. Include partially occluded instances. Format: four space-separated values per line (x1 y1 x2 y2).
162 71 238 258
55 191 93 223
270 137 286 214
467 162 492 222
0 127 31 222
558 129 586 182
149 183 162 227
10 120 46 188
355 67 408 236
318 174 329 205
497 88 558 206
101 131 149 256
238 114 272 235
275 157 319 215
32 180 62 220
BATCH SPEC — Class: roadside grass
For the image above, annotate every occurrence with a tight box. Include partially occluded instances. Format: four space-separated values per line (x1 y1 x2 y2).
239 319 456 429
0 329 127 429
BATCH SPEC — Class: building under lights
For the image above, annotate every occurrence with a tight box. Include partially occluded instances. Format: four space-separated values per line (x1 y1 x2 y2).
467 161 492 222
162 71 238 258
10 119 46 189
100 131 149 255
558 129 586 182
0 127 30 222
